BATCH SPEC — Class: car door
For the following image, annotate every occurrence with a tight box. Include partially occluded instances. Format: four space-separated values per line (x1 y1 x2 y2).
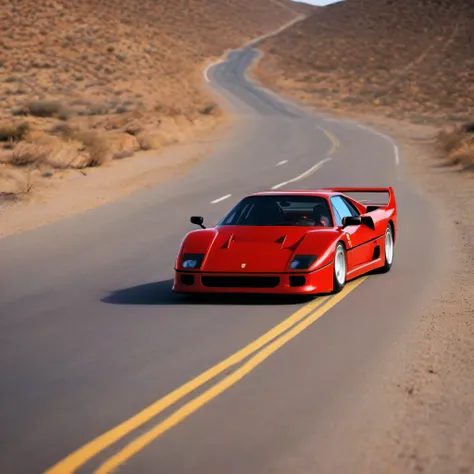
330 195 374 267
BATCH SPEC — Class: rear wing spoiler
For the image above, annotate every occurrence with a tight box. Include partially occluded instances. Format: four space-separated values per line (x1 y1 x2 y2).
323 186 396 210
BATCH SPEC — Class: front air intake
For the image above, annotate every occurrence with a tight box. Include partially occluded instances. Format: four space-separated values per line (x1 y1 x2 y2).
289 276 306 287
181 274 195 285
201 276 280 288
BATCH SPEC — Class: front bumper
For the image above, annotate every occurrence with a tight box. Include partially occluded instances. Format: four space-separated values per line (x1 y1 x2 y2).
173 263 334 295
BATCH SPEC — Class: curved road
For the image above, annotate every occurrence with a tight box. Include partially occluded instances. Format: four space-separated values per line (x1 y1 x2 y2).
0 47 443 473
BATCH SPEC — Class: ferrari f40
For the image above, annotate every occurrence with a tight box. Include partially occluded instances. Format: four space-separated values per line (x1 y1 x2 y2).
173 187 397 295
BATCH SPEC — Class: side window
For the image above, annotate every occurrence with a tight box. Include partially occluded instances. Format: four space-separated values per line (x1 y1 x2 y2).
342 197 360 216
331 196 354 226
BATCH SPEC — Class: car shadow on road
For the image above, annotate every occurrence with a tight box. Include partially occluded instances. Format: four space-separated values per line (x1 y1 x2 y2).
101 279 314 306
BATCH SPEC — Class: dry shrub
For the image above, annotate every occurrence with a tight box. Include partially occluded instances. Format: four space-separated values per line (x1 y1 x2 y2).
449 136 474 169
49 122 76 139
75 131 113 167
24 130 61 148
436 123 474 170
0 122 30 142
6 130 85 169
25 100 65 118
136 131 163 150
9 142 49 166
436 128 466 155
5 127 116 170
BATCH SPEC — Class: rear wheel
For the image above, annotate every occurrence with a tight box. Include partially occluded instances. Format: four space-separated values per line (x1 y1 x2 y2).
333 242 347 293
380 223 394 273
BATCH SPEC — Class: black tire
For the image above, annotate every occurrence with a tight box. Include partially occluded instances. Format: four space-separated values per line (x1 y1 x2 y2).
380 223 394 273
333 242 347 293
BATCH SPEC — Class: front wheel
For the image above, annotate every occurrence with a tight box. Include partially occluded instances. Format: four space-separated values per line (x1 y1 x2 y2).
333 242 347 293
380 223 394 273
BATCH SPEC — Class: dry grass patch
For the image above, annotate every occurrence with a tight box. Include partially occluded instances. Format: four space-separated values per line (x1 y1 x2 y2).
24 100 66 118
0 122 30 143
9 142 50 167
136 131 163 151
450 139 474 169
436 128 467 156
436 122 474 170
0 165 38 196
3 126 114 170
73 131 113 167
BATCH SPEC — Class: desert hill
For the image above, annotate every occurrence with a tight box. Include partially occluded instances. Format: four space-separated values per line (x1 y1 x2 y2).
257 0 474 126
1 0 305 179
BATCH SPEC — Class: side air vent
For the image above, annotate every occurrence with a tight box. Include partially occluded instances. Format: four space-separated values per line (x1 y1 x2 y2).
275 235 286 246
361 216 375 230
221 235 234 249
372 245 380 260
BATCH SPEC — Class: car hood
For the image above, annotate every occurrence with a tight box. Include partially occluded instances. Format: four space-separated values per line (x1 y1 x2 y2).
195 226 335 273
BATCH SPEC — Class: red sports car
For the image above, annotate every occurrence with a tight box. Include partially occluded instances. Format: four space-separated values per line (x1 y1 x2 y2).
173 187 397 295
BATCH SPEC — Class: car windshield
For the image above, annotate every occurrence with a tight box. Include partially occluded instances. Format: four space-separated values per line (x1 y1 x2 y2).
218 195 334 227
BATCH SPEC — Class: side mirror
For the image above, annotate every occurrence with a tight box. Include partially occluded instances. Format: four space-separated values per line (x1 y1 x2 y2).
190 216 206 229
342 215 362 228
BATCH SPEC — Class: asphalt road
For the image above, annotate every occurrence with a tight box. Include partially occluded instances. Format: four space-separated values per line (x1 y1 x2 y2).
0 47 445 474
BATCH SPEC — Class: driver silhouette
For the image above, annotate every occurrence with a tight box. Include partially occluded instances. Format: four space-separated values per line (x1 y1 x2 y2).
312 204 331 227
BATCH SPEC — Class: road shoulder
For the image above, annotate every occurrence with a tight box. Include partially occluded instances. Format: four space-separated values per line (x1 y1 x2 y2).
315 111 474 473
367 116 474 474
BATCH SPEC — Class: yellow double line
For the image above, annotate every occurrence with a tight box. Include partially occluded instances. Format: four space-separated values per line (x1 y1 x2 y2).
318 126 340 156
46 278 366 474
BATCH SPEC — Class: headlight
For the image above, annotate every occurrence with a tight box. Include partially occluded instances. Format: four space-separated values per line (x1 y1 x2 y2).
289 255 317 270
181 253 205 269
